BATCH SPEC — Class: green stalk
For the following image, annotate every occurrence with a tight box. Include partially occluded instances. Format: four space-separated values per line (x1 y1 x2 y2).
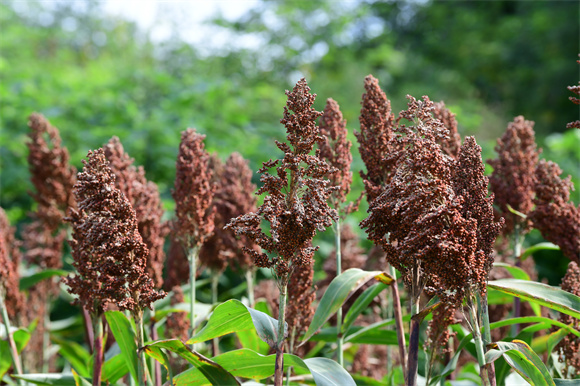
0 294 23 386
135 309 152 386
92 314 104 386
245 268 255 307
211 273 219 356
477 290 496 385
285 327 296 386
274 280 288 386
467 294 492 386
334 219 344 367
188 246 200 341
511 224 523 336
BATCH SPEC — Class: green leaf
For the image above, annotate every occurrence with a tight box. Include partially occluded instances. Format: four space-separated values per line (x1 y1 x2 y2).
0 327 31 379
105 311 138 382
52 337 91 378
19 269 68 290
71 369 92 386
102 354 128 383
142 345 173 385
486 340 555 386
236 327 270 355
554 379 580 385
303 357 356 386
188 299 283 349
173 348 355 386
520 242 560 262
12 374 77 385
488 279 580 319
342 282 388 335
143 339 239 385
493 262 531 281
302 268 383 344
531 327 568 354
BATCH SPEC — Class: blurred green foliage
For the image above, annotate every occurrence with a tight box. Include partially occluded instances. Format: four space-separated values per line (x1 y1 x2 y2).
1 0 578 231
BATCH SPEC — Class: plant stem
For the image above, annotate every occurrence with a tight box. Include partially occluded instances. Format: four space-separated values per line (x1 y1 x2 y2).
82 306 94 353
274 280 288 386
512 224 523 336
0 294 23 386
285 326 296 386
135 309 152 386
467 294 493 386
92 314 104 386
477 291 496 386
407 295 420 386
188 246 199 342
149 309 161 386
334 219 344 367
211 273 219 356
245 268 255 307
390 264 407 379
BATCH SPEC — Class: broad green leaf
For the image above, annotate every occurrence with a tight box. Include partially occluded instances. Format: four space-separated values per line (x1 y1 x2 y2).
174 348 355 386
554 379 580 385
0 328 31 379
531 327 568 354
486 340 555 386
520 242 560 262
303 357 356 386
188 299 283 349
342 282 388 335
302 268 383 344
143 339 239 385
52 337 91 378
493 262 531 281
19 269 68 290
236 327 270 355
71 369 92 386
487 287 514 305
105 311 138 382
12 374 77 385
142 345 173 385
102 354 128 383
488 279 580 319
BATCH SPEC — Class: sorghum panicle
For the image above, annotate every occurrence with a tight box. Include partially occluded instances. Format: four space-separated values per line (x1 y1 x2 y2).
488 116 541 234
27 113 77 228
554 261 580 377
286 254 316 353
172 129 215 250
452 136 504 291
104 137 167 288
226 78 337 281
0 208 24 320
354 75 397 204
567 55 580 129
64 149 165 315
432 101 461 158
318 98 356 213
528 160 579 263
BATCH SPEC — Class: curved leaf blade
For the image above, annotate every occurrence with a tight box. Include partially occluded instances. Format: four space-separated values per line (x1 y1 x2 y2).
144 339 239 385
102 354 128 383
488 279 580 319
342 282 388 335
12 374 77 385
105 311 138 382
187 299 283 349
19 269 68 291
520 242 559 261
302 268 383 344
486 340 555 386
303 357 356 386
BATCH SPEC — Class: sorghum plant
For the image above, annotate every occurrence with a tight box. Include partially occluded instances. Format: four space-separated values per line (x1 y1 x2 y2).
104 136 166 289
432 101 461 158
528 160 580 264
554 261 580 378
317 97 355 365
567 55 580 129
226 78 337 386
64 149 165 386
0 208 24 383
172 128 215 337
362 97 502 386
354 75 397 204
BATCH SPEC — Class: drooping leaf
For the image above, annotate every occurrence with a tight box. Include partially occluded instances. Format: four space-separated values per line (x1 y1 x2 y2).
0 327 31 379
19 269 68 290
143 339 239 385
488 279 580 319
105 311 138 382
342 282 388 335
12 374 77 385
102 354 129 383
71 368 92 386
301 268 384 344
142 345 173 385
236 327 270 355
52 336 91 378
188 299 283 349
520 242 560 262
485 340 555 386
303 357 356 386
493 262 531 281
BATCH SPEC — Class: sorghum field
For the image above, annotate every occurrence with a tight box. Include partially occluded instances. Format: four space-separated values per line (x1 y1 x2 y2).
1 2 579 386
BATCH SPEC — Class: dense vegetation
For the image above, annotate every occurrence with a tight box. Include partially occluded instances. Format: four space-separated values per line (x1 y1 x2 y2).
1 1 579 385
